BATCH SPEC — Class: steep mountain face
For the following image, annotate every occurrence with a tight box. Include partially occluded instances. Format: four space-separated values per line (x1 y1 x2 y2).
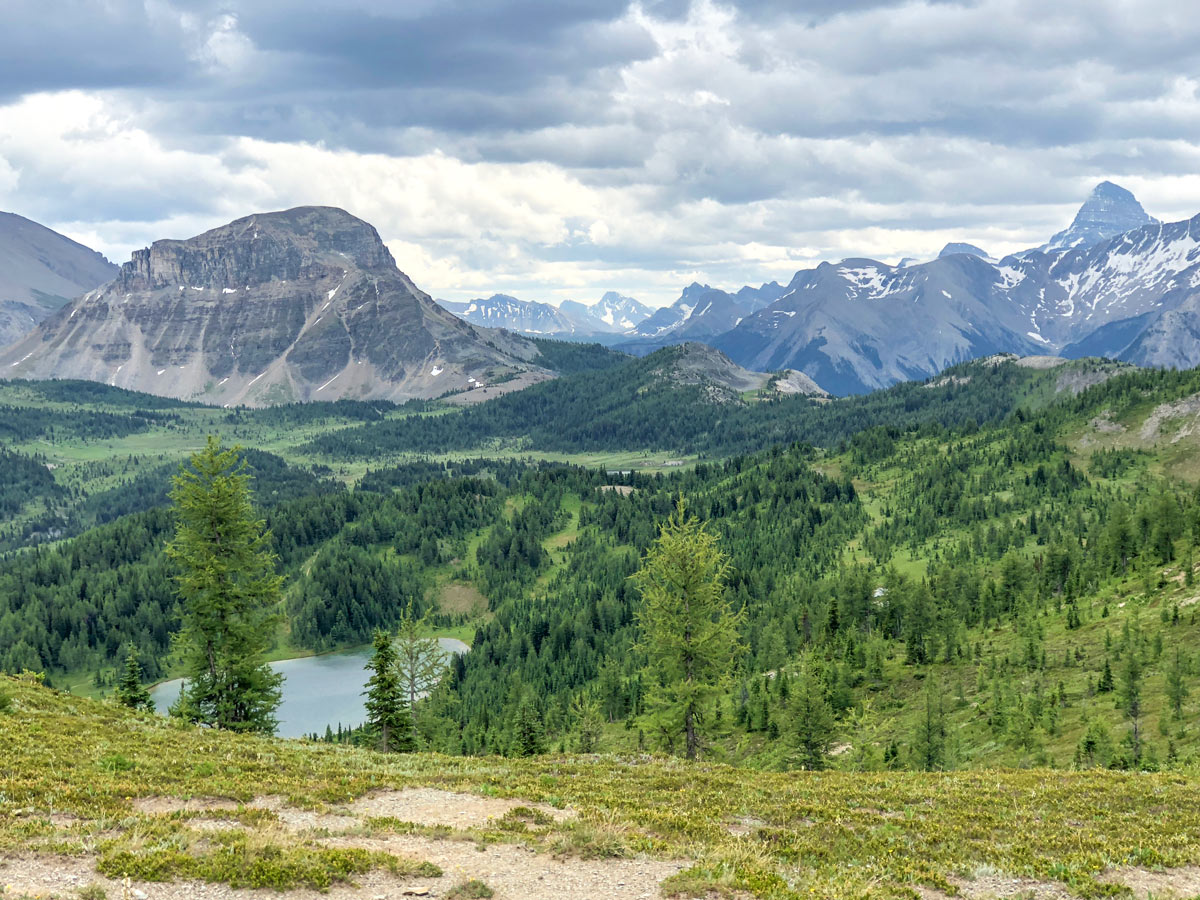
0 212 117 349
1008 214 1200 348
667 288 752 340
632 282 714 337
0 207 540 405
713 255 1043 395
437 294 577 334
1041 181 1158 253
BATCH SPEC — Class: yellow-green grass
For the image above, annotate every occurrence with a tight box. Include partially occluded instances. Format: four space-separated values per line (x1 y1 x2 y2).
3 676 1200 898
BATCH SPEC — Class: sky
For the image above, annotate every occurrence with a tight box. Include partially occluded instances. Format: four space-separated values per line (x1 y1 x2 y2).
3 1 1200 307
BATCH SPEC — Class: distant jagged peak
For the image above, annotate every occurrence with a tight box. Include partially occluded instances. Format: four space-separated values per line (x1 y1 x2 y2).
1042 181 1159 253
598 290 640 306
938 242 993 261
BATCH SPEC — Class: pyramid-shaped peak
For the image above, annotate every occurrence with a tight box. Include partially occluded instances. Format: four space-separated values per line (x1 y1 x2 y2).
1043 182 1158 253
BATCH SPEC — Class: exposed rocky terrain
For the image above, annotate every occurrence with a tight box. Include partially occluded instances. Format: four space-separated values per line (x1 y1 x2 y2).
649 341 827 397
0 207 542 406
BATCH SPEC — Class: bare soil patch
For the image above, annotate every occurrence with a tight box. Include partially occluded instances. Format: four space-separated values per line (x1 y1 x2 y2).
919 873 1075 900
723 815 765 836
132 795 358 832
324 833 684 900
1100 865 1200 898
132 796 241 814
350 787 574 828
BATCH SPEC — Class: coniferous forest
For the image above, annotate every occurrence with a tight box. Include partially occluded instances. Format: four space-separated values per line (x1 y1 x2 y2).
3 353 1200 772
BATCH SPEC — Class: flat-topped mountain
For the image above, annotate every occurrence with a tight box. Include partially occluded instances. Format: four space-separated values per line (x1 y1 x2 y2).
0 207 541 405
0 212 117 349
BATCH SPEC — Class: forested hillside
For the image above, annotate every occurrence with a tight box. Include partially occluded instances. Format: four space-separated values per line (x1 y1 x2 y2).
4 356 1200 772
303 348 1058 459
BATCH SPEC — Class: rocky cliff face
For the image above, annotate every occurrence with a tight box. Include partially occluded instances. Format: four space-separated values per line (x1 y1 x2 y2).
0 207 540 405
0 212 117 349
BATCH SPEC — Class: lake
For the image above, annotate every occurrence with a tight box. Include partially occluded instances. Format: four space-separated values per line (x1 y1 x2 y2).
149 637 469 738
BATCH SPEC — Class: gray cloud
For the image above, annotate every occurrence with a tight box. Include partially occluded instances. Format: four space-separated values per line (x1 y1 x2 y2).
3 0 1200 306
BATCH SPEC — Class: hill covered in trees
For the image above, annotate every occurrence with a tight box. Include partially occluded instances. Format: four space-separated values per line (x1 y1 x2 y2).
4 356 1200 775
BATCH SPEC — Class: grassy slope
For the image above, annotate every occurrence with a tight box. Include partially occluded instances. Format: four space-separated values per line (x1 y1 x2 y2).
3 676 1200 899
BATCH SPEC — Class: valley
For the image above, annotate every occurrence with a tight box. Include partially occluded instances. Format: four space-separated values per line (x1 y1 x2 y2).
6 352 1200 770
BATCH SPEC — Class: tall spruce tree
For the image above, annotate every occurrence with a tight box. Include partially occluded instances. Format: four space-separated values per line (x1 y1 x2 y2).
363 628 415 752
114 644 153 712
166 436 283 733
1122 647 1144 766
633 498 745 760
510 696 545 757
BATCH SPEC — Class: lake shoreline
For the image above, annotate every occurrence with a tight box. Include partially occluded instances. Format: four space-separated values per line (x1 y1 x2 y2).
150 637 470 737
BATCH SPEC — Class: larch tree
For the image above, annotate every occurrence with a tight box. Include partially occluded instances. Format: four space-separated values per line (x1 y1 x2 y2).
632 497 745 761
394 607 447 743
166 436 283 733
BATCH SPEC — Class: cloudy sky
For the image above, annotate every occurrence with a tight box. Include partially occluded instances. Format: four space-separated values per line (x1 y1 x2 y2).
3 0 1200 306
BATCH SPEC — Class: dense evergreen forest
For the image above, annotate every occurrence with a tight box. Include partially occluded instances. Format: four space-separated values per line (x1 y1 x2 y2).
3 357 1200 770
302 348 1056 459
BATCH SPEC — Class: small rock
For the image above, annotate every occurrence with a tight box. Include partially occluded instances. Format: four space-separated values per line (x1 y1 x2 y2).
132 890 148 900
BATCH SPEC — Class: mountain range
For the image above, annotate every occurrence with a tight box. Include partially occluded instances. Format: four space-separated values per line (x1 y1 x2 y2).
430 181 1200 395
647 182 1200 394
0 207 542 405
5 181 1200 402
436 291 652 337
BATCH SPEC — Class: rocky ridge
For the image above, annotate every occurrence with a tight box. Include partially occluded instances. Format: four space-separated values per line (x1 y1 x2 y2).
0 207 540 406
